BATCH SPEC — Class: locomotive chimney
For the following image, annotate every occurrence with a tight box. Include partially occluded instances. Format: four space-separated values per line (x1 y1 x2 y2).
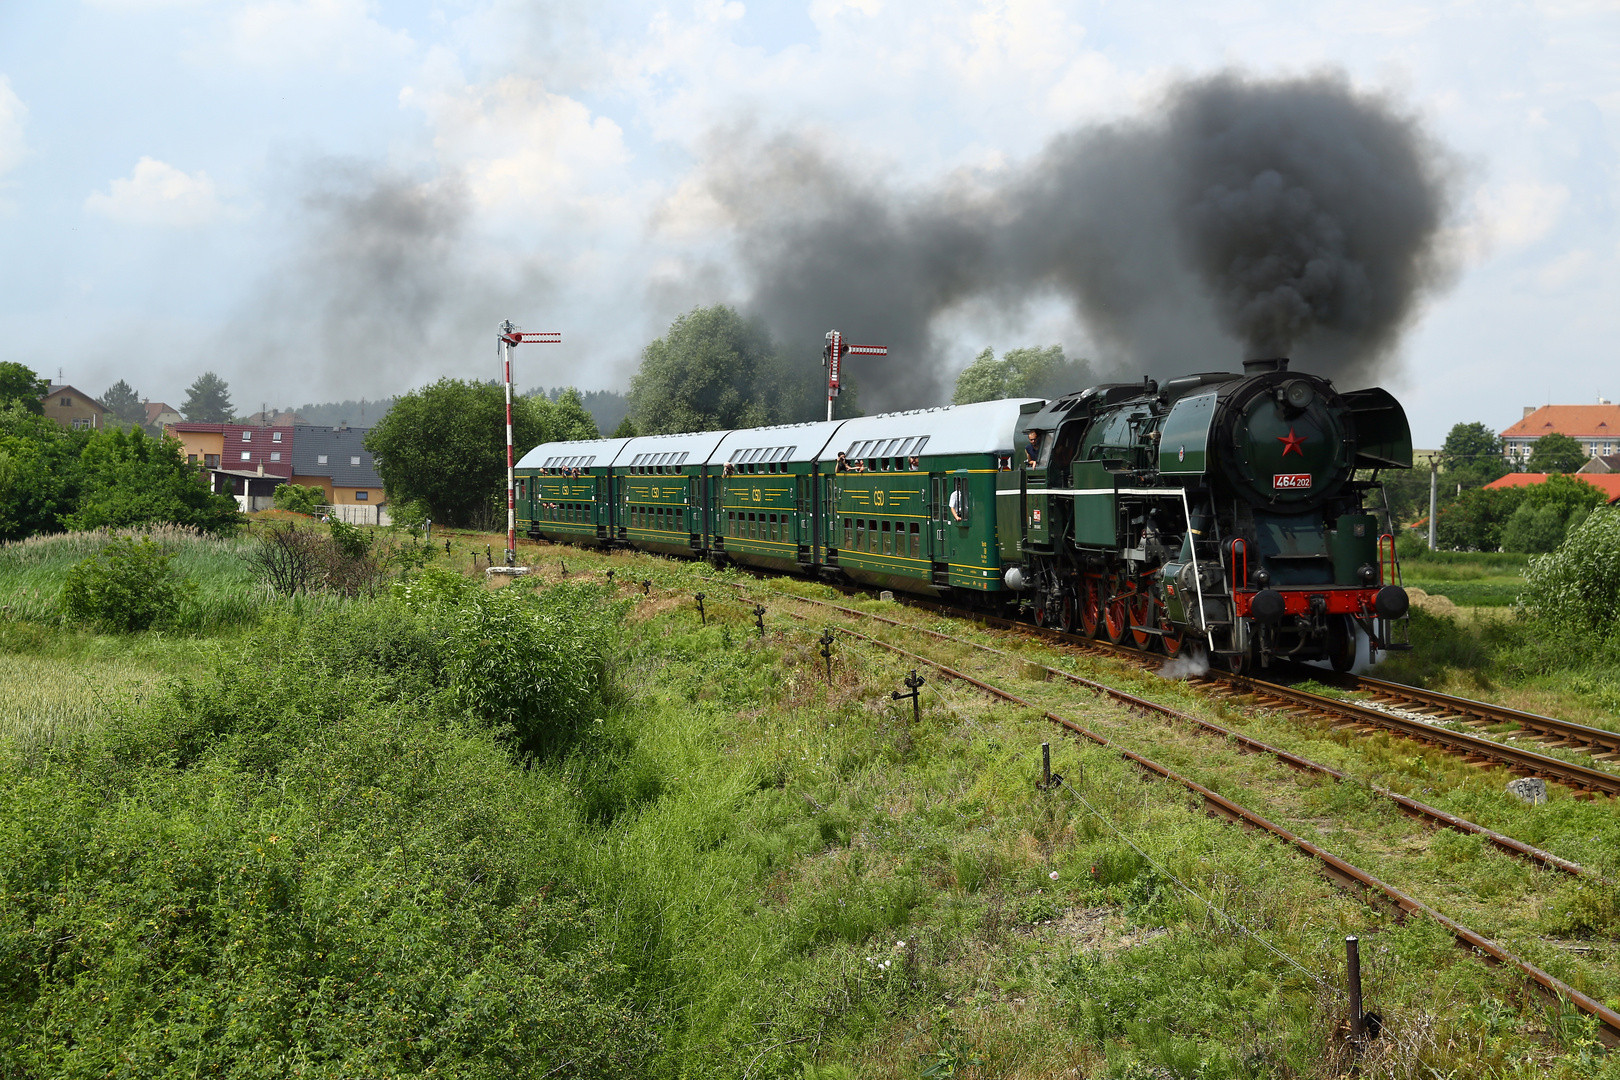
1242 357 1290 374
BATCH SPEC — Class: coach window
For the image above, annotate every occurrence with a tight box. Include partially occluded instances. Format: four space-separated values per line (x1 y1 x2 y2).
676 508 684 530
950 477 970 524
843 517 853 548
881 520 892 554
909 522 921 558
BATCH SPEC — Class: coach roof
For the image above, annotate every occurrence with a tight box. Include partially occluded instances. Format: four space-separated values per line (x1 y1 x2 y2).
833 398 1044 459
517 436 632 471
712 419 846 466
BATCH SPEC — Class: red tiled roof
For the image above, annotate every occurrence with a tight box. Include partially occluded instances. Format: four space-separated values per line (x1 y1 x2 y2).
1484 473 1620 503
1502 405 1620 439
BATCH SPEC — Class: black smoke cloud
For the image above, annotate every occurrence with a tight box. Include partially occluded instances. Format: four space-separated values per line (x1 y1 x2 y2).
702 70 1455 412
228 160 546 400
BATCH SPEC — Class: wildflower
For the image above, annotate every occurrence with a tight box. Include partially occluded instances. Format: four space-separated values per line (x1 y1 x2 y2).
1050 871 1059 880
896 940 906 948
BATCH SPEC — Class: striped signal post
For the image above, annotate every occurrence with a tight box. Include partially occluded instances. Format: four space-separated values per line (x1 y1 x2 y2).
822 330 888 422
498 321 561 565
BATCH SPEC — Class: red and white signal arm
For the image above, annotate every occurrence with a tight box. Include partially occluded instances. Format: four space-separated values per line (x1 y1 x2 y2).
1273 473 1312 490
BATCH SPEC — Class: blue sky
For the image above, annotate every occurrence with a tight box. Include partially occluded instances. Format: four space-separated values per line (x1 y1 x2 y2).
0 0 1615 445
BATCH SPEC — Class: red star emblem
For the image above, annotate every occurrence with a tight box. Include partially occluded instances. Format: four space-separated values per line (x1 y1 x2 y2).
1277 427 1307 457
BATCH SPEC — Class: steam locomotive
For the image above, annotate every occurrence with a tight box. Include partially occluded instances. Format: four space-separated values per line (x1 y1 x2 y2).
516 357 1412 671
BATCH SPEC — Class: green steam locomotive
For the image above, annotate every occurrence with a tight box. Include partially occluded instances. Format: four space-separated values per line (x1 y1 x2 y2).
517 357 1412 671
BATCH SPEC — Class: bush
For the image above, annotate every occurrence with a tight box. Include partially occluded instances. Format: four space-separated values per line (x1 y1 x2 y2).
272 482 326 515
1520 505 1620 642
60 536 193 632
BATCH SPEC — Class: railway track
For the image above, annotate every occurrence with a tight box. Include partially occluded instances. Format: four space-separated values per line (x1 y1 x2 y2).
781 609 1620 1048
841 589 1620 799
783 594 1606 881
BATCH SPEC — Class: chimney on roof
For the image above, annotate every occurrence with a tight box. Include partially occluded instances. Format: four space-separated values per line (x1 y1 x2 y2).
1524 406 1536 419
257 462 264 476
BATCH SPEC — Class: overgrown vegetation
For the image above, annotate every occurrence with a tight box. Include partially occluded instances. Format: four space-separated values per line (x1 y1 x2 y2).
2 534 1617 1077
61 536 194 633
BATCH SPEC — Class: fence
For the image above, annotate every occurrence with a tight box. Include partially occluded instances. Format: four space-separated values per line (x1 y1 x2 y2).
316 503 393 526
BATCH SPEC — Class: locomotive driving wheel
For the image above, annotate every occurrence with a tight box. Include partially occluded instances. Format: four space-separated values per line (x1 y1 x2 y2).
1328 614 1358 672
1057 587 1078 634
1080 576 1102 638
1127 589 1155 651
1101 573 1130 645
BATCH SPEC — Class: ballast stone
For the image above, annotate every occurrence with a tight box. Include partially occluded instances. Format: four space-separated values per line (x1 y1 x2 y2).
1505 777 1547 805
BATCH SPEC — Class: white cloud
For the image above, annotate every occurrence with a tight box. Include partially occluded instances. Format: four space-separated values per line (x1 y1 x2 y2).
401 75 631 218
0 75 27 177
1456 180 1571 262
85 157 228 226
222 0 412 71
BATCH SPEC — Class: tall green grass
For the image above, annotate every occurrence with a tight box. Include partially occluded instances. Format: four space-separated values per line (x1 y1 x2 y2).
0 527 354 632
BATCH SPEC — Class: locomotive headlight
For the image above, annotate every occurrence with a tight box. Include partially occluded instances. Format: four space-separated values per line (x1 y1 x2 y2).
1283 381 1314 410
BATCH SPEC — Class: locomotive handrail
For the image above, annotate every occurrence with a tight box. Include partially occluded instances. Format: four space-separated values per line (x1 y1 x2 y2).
1227 538 1248 594
1377 532 1399 586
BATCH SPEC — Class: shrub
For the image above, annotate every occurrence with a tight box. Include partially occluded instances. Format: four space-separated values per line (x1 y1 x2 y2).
272 482 326 514
60 535 193 632
1519 505 1620 641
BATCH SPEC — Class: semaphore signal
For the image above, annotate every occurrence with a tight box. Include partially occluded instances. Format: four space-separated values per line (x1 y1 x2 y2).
823 330 888 422
498 321 561 565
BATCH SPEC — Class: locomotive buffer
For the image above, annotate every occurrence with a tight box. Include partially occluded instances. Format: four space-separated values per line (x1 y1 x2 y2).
498 321 561 566
823 330 888 422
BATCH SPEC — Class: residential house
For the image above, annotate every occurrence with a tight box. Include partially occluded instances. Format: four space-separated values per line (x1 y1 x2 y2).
1577 455 1620 475
142 401 183 435
166 421 295 509
40 385 106 431
242 409 308 426
289 424 385 508
1502 402 1620 465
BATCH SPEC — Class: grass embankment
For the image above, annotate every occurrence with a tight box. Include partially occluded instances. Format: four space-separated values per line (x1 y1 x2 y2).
0 530 1617 1078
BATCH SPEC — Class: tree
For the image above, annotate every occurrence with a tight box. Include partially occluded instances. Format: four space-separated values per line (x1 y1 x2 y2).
1526 432 1588 474
100 379 145 428
182 371 234 422
1436 485 1521 551
627 306 788 434
62 427 242 534
0 362 48 415
273 483 328 515
611 415 637 438
1439 422 1508 492
0 403 91 540
1521 506 1620 641
365 378 562 526
550 388 600 441
952 346 1093 404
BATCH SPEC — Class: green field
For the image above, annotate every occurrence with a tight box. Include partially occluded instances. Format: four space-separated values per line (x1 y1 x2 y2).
2 528 1618 1078
1397 549 1530 608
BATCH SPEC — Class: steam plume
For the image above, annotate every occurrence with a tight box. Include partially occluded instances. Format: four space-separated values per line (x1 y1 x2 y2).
701 70 1455 411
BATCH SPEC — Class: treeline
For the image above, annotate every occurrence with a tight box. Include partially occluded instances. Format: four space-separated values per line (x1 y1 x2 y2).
0 370 241 542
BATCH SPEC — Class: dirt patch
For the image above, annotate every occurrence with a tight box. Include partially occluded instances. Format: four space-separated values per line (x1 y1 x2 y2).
1023 905 1168 953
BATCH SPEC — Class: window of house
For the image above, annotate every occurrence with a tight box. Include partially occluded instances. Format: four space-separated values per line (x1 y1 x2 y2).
61 396 72 406
272 431 282 443
242 431 252 441
317 454 328 465
350 456 361 466
204 454 220 468
270 452 281 462
241 451 252 461
187 454 197 465
356 491 368 501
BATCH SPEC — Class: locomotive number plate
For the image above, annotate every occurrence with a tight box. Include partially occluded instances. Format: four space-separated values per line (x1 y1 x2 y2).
1272 473 1312 490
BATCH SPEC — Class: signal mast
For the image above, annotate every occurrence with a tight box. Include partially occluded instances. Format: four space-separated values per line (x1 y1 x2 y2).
822 330 888 421
497 321 561 565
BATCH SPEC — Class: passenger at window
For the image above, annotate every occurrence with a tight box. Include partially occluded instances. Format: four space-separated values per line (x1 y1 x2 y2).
949 485 964 522
1025 429 1040 465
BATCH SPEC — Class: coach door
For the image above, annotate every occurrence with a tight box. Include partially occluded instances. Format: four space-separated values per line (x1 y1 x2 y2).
929 474 951 584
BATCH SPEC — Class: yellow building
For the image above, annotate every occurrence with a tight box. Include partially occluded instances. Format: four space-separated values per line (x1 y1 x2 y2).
40 385 106 431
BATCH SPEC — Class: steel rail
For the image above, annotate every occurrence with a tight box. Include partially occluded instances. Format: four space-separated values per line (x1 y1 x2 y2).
816 619 1620 1048
1327 674 1620 762
786 595 1604 881
1217 675 1620 799
798 586 1620 798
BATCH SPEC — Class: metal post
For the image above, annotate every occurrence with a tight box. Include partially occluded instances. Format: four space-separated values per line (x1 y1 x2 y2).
819 629 834 683
642 578 652 595
500 321 517 566
1346 936 1365 1040
892 670 924 725
1042 742 1051 787
753 604 766 637
1428 461 1438 551
560 558 567 577
695 593 706 625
